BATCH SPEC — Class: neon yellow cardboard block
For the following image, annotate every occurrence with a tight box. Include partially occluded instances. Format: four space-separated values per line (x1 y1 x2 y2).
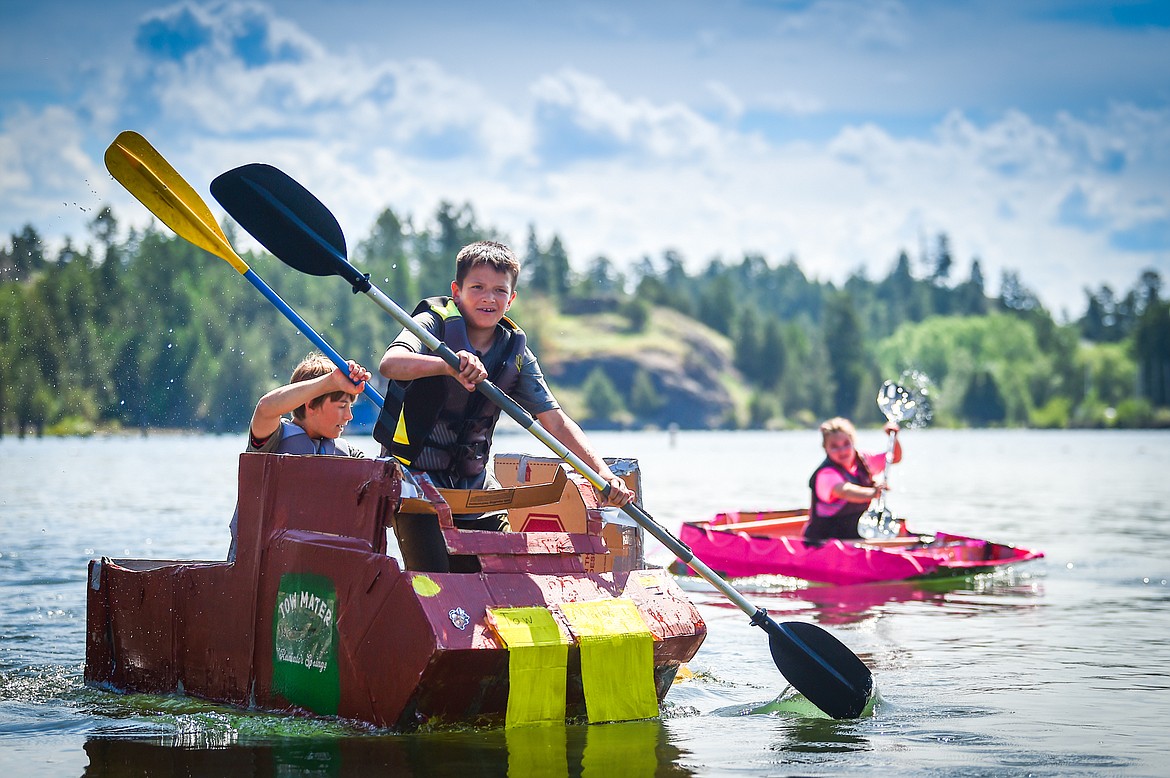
560 599 658 723
488 606 570 727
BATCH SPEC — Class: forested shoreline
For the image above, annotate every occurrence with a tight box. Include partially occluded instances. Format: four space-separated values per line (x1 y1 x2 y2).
2 201 1168 437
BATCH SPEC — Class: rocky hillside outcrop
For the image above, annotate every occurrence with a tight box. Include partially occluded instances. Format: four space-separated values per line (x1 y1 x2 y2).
538 308 742 429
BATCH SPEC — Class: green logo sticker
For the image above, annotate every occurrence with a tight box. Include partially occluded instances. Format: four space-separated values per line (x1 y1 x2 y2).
272 572 340 715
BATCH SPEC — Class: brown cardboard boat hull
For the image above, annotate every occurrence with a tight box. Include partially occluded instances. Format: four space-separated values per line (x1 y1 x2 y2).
84 454 706 729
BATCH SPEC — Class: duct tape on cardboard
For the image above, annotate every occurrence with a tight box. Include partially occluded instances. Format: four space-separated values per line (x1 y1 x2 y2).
488 606 570 727
560 599 658 723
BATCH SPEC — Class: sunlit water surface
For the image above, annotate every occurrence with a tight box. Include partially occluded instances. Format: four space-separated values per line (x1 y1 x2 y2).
2 429 1168 776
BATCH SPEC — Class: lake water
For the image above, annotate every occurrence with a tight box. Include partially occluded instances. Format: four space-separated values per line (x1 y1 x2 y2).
2 429 1168 776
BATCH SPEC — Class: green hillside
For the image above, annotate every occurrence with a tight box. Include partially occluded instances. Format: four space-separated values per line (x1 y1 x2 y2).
510 298 747 429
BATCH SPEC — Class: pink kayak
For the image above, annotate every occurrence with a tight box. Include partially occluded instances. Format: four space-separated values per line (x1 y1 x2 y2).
672 509 1043 586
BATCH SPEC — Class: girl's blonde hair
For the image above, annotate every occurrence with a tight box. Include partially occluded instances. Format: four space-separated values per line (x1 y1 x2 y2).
819 416 857 447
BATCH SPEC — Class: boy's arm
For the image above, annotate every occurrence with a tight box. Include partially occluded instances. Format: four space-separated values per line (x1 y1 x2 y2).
380 347 486 392
535 408 635 507
250 363 369 440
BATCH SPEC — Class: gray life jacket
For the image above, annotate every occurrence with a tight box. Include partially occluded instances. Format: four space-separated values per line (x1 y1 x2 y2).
274 420 354 456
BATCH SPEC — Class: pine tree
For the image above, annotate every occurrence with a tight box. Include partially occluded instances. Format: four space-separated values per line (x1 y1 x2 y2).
822 291 868 417
545 236 572 298
629 368 664 417
582 366 624 423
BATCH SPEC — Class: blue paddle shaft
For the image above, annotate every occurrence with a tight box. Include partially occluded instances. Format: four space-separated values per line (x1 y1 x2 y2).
242 268 384 409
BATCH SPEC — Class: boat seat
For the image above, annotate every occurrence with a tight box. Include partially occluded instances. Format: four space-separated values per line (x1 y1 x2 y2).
708 515 808 534
400 467 612 573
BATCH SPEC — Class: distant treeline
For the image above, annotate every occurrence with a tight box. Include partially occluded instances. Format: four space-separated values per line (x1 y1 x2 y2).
1 202 1168 436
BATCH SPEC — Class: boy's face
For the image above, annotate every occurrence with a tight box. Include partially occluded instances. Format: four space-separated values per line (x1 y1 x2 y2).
451 265 516 331
302 395 355 440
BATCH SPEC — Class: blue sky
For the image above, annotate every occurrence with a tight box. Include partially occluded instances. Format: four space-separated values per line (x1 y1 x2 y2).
2 0 1169 315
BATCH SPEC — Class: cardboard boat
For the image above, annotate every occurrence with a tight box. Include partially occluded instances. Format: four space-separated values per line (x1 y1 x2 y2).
671 509 1043 585
85 453 706 730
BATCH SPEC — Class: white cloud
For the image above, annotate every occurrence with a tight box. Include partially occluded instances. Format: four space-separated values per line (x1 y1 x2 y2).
774 0 912 50
531 69 726 161
1 0 1168 315
703 80 744 121
0 106 115 246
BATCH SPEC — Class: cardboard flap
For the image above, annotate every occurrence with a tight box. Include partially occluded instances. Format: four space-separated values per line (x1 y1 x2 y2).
437 465 568 513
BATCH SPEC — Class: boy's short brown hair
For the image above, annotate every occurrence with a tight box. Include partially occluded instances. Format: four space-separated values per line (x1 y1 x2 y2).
455 240 521 288
289 352 348 419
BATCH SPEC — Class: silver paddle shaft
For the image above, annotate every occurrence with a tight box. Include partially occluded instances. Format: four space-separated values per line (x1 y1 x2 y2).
359 284 761 618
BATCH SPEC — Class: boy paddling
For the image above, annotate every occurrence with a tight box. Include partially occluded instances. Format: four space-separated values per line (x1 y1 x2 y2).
375 240 634 570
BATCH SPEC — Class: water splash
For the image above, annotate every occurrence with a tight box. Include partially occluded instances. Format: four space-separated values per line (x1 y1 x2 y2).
894 370 935 430
711 684 878 719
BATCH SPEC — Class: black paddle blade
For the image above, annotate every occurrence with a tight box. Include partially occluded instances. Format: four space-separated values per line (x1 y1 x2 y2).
757 615 873 719
211 164 363 287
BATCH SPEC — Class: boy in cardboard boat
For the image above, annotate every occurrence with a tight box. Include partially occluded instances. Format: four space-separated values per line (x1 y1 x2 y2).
375 240 634 572
228 353 372 558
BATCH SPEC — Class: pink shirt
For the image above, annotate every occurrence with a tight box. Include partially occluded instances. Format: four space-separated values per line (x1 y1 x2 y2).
814 451 887 515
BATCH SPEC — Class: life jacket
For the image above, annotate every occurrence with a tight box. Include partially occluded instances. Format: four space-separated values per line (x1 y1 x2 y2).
372 296 526 479
274 420 354 456
803 456 874 542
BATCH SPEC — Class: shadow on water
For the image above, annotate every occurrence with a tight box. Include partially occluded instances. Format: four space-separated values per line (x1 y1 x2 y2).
80 719 695 778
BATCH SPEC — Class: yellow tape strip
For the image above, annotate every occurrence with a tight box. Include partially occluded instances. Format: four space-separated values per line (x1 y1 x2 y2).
488 606 570 728
561 599 658 723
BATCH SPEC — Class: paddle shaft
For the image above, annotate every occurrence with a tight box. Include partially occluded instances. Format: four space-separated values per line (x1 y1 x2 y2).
358 284 762 615
876 428 895 513
240 269 384 409
361 280 867 701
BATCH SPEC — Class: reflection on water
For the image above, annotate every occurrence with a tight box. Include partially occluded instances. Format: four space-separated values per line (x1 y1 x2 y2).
81 719 693 778
678 566 1045 626
792 568 1046 626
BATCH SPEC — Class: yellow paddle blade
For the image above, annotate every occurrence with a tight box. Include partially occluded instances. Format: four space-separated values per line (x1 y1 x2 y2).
104 131 250 275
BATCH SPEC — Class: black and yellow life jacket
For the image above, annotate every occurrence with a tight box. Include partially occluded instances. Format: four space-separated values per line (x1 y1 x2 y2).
372 296 526 479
